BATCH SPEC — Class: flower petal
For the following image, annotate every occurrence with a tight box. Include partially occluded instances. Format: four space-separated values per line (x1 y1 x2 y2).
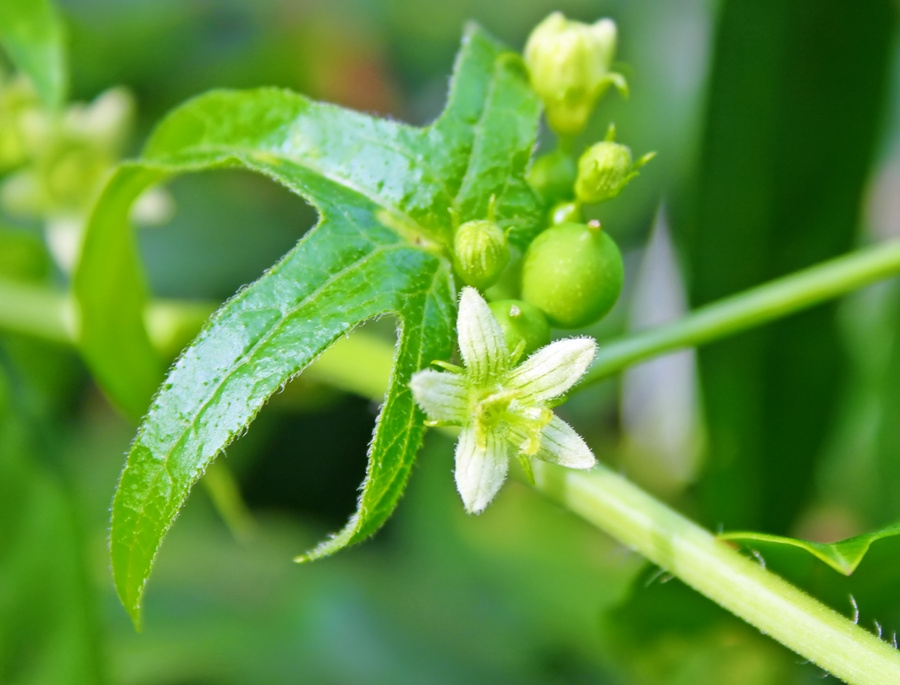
529 414 596 469
506 337 596 402
409 369 468 423
509 414 595 469
457 287 508 383
454 425 509 514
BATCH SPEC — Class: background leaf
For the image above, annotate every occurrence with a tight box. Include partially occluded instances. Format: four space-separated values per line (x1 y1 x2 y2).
0 0 66 107
87 25 543 623
674 0 897 532
0 345 105 685
818 282 900 524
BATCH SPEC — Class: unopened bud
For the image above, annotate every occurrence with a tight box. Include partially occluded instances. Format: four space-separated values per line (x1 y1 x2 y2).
524 13 626 136
575 132 654 204
454 219 509 290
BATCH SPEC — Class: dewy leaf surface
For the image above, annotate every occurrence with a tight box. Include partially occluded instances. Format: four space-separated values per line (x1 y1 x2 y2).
82 25 542 625
0 0 67 107
720 523 900 576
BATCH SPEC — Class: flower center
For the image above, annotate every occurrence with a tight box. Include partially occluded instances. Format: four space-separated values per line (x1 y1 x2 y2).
474 387 515 433
472 385 553 456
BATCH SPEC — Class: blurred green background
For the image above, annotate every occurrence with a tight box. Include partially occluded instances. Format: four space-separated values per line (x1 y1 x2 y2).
2 0 900 683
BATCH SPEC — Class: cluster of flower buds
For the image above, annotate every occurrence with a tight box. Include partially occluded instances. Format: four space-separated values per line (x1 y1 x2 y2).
418 12 660 515
0 73 173 271
0 82 134 220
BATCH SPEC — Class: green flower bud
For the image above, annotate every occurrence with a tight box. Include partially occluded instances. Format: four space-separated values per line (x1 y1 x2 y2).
575 129 655 204
527 149 576 204
524 12 627 136
488 299 551 357
454 219 510 290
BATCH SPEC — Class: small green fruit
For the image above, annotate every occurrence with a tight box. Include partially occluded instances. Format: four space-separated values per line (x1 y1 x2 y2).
483 251 522 302
521 221 623 328
488 299 551 357
454 219 509 290
527 149 576 204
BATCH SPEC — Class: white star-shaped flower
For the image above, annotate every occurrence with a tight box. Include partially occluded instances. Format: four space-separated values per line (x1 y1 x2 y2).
410 287 597 514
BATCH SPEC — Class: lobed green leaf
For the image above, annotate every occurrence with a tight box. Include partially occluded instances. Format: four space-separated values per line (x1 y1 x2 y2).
79 25 543 624
111 187 455 622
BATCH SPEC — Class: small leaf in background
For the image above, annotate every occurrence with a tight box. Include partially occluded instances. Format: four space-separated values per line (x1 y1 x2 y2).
720 523 900 576
87 25 543 624
0 0 67 108
718 521 900 638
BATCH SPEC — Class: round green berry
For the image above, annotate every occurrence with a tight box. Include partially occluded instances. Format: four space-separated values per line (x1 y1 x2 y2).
520 221 623 328
488 299 550 357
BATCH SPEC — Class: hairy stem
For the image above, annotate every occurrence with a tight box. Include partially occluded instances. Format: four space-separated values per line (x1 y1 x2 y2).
581 240 900 386
531 461 900 684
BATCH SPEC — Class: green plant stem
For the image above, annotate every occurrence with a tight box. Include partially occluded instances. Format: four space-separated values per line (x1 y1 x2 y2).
202 461 255 543
582 240 900 385
531 460 900 684
307 334 397 401
0 278 395 395
0 277 217 354
0 276 73 344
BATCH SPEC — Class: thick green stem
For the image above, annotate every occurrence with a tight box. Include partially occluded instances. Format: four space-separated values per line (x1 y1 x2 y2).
531 461 900 684
582 240 900 385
